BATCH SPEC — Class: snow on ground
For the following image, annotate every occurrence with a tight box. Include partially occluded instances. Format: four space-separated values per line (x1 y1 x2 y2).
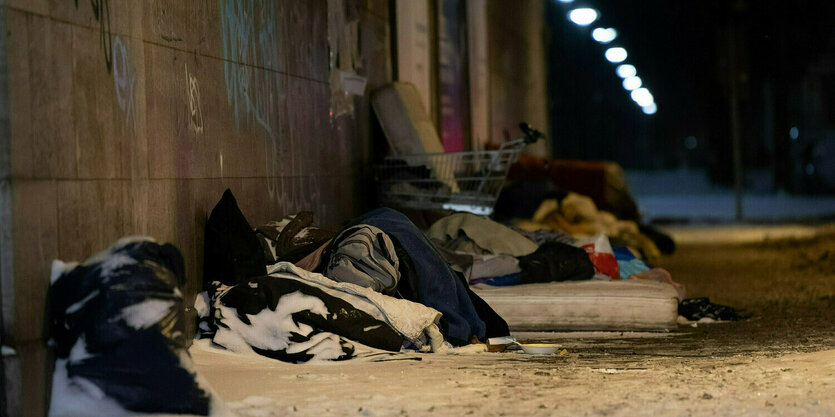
188 338 835 417
514 331 681 340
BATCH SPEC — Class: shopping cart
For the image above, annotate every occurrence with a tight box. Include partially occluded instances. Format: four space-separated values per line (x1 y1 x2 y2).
374 123 544 215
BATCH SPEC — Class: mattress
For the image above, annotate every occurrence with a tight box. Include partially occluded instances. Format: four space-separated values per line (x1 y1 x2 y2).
471 279 679 332
371 82 444 157
371 82 459 193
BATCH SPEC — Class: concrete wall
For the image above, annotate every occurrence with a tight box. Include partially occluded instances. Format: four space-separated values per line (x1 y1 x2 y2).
488 0 549 156
0 0 390 415
0 1 550 414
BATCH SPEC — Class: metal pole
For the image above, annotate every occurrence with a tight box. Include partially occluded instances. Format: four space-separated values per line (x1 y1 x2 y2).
729 18 744 222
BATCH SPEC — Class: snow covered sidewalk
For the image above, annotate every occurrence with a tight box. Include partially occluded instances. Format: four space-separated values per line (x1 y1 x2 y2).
189 338 835 417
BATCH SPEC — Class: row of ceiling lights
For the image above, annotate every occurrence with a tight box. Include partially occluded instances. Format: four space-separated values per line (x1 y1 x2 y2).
560 0 657 115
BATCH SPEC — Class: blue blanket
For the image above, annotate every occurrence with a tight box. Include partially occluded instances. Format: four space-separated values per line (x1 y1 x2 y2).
349 208 486 344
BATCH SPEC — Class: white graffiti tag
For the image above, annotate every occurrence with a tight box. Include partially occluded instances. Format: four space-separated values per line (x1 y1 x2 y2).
112 36 136 129
185 63 204 134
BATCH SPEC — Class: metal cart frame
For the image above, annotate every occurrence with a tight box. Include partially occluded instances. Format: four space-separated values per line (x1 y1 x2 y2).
375 123 544 215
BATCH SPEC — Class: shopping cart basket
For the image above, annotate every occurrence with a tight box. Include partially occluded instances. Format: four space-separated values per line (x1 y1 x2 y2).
374 123 544 215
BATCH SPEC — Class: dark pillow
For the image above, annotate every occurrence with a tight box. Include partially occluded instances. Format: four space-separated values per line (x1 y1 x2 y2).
518 242 595 284
203 189 266 289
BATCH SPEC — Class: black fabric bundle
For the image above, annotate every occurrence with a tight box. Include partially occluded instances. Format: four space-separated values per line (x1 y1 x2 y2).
678 297 742 321
50 238 210 415
215 275 404 362
203 189 266 288
203 190 418 362
518 242 595 284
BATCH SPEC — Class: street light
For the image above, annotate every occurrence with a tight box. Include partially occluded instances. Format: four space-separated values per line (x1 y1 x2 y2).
568 8 598 26
616 64 636 78
630 87 654 107
604 47 627 63
622 76 642 91
592 28 617 43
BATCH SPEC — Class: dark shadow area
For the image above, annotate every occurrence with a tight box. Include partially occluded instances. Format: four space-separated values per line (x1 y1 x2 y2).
546 0 835 194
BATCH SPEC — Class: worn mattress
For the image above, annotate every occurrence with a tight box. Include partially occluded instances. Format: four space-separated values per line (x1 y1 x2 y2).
471 279 679 332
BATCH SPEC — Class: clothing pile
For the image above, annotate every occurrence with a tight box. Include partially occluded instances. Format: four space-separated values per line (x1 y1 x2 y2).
445 186 745 325
49 237 213 416
422 207 688 332
426 209 684 300
483 192 685 301
198 190 511 363
427 212 594 286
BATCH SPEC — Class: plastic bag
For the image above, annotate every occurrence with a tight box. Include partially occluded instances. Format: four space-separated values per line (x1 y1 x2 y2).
573 234 620 280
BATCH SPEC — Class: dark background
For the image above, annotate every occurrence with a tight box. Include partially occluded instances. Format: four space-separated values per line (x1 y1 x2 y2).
545 0 835 193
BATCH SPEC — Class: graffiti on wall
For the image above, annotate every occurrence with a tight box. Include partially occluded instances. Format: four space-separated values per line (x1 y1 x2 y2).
112 36 136 130
184 64 204 134
219 0 281 196
219 0 330 215
219 0 278 134
75 0 113 71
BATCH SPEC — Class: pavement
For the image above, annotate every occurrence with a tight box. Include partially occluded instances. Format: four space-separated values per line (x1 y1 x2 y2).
659 223 835 245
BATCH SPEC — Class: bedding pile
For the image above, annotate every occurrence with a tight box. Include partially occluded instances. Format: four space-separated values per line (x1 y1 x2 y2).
49 237 213 416
199 190 509 362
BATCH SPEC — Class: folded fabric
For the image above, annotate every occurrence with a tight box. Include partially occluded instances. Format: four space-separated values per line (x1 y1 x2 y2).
210 263 444 363
428 238 475 276
266 263 442 344
468 254 521 281
618 258 651 279
422 239 512 339
428 212 538 257
346 208 486 345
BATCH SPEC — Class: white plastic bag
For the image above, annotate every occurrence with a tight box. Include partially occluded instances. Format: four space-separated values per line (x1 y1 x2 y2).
573 234 620 280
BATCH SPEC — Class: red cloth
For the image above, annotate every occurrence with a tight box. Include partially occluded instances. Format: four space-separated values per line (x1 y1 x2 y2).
508 153 639 221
